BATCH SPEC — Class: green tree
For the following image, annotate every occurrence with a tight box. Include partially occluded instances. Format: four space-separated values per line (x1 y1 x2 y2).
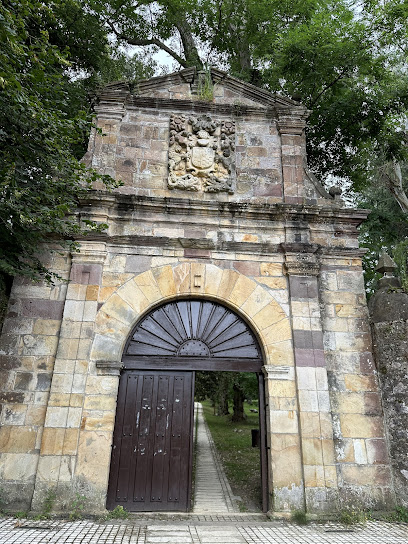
195 371 258 421
91 0 408 210
0 1 156 282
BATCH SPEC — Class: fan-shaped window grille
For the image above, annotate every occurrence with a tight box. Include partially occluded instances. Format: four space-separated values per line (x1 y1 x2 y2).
124 299 261 360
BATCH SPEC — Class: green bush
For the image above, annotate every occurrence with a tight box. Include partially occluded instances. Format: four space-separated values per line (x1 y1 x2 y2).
106 505 129 520
339 506 368 525
291 510 308 525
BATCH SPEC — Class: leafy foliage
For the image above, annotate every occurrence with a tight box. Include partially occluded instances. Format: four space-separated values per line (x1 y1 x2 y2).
88 0 408 288
87 1 408 200
358 175 408 295
0 1 155 282
195 371 258 421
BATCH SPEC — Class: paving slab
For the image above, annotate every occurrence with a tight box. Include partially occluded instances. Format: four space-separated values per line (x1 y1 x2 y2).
193 403 237 514
1 518 408 544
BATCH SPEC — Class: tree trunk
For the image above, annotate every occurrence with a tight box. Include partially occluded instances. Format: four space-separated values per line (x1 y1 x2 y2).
387 161 408 213
216 374 230 416
231 383 246 422
173 16 202 69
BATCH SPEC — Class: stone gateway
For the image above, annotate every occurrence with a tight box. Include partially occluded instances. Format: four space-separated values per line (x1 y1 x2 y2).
0 68 395 516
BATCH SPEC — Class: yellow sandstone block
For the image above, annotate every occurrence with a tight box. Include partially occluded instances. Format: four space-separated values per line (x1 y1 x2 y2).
117 280 150 314
98 293 136 326
300 412 321 438
153 265 177 297
94 312 130 342
344 374 377 392
76 430 112 486
342 465 391 486
173 263 191 293
86 285 99 301
69 394 84 408
241 285 273 317
304 465 325 487
98 287 116 303
229 275 257 308
25 405 47 426
134 270 162 303
217 270 239 300
83 412 115 431
302 438 323 466
33 320 61 336
48 393 70 407
271 433 303 487
83 395 117 411
261 319 292 344
270 410 298 434
255 277 287 290
204 265 223 295
252 301 287 331
340 414 384 438
40 428 65 455
62 429 79 455
85 376 118 396
260 263 283 276
265 379 297 399
264 341 294 366
322 439 336 465
324 465 338 488
335 304 365 318
332 392 365 414
0 426 36 453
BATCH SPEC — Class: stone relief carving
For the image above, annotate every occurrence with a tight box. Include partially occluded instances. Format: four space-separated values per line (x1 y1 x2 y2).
168 114 235 193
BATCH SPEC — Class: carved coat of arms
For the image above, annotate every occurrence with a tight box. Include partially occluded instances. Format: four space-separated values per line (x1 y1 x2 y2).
168 114 235 193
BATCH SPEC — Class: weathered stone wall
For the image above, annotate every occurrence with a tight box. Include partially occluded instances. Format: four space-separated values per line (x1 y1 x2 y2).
320 261 393 510
0 250 70 510
0 68 395 516
370 289 408 507
85 69 328 206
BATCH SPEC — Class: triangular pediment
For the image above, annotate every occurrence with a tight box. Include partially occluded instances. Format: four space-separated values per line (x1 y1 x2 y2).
122 67 306 111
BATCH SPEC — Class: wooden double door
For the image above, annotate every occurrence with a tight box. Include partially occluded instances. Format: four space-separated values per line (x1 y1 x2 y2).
107 370 194 511
106 299 268 513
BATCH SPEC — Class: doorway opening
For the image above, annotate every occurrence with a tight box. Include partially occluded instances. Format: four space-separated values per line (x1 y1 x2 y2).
195 370 266 512
106 299 268 513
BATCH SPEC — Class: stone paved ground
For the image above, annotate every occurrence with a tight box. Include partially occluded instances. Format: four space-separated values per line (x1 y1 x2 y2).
0 518 407 544
193 403 237 513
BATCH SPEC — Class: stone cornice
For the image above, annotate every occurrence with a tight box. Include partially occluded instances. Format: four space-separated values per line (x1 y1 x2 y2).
282 244 320 276
71 241 107 265
79 192 369 226
262 365 294 380
126 96 277 119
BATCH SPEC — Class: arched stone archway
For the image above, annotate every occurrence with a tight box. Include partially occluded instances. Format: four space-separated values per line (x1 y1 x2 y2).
76 263 304 514
107 298 266 512
91 263 293 367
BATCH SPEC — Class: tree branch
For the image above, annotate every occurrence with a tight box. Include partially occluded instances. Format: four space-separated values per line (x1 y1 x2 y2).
310 68 347 107
115 31 189 68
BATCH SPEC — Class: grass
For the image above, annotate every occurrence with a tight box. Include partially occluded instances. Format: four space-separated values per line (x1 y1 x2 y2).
200 399 262 511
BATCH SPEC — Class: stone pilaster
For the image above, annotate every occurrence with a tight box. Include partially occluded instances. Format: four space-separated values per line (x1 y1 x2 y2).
284 245 338 513
276 110 308 204
31 242 108 512
262 364 305 513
